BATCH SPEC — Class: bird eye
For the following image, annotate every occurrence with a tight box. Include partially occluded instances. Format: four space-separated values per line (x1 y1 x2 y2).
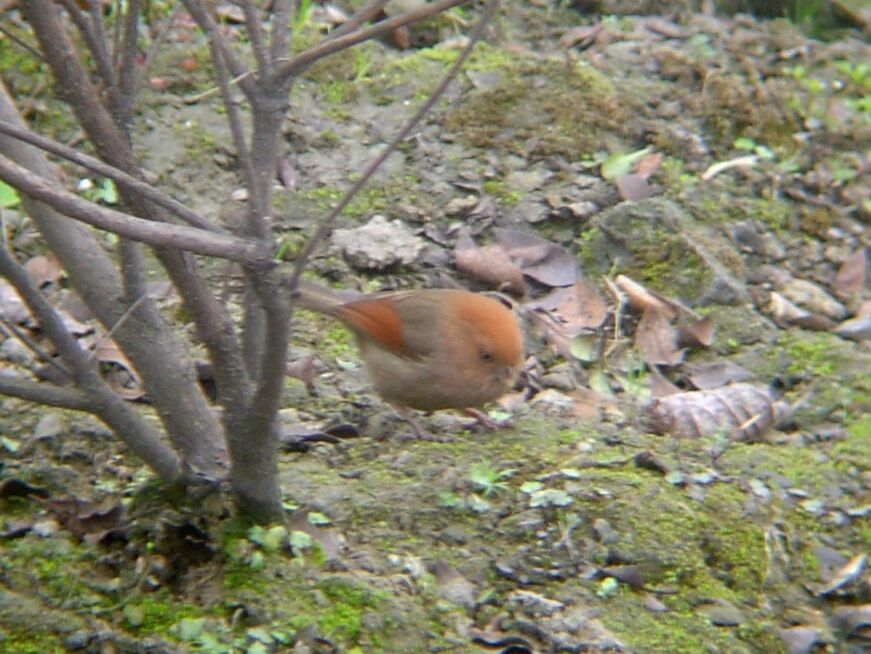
479 350 493 362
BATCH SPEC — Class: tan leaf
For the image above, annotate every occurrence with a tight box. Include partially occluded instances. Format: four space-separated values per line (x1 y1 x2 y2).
614 275 677 319
530 280 609 335
495 228 578 287
454 233 526 297
23 254 63 287
833 247 866 299
635 307 684 366
676 316 714 348
616 173 654 201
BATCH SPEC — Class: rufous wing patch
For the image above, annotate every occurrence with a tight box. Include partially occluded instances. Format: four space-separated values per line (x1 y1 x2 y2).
335 297 406 356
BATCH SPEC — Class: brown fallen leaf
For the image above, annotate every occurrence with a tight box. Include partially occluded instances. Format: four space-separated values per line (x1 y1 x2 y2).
616 173 654 201
640 383 787 440
454 232 527 297
635 307 684 366
676 316 715 348
495 228 579 287
38 497 125 540
23 254 64 288
614 274 678 319
529 280 609 334
681 361 755 389
833 247 866 299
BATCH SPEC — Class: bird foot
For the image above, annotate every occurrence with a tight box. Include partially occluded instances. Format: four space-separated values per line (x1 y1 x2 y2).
463 408 511 432
390 406 456 442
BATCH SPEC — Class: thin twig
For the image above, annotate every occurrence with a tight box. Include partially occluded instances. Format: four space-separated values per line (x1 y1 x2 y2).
0 119 224 233
241 0 270 74
181 0 254 96
86 293 148 362
0 318 69 376
286 0 499 293
330 0 389 39
269 0 472 84
0 152 273 266
206 44 255 197
0 23 44 62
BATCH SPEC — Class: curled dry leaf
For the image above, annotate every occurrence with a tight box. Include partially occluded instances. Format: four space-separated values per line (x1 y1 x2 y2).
635 308 684 366
454 232 527 297
640 382 786 440
614 274 677 319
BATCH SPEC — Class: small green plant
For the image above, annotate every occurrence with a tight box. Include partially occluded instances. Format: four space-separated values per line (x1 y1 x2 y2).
0 180 20 208
468 461 515 497
292 0 313 37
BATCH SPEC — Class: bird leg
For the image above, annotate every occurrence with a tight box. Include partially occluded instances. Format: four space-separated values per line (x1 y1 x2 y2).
463 408 511 431
392 405 455 443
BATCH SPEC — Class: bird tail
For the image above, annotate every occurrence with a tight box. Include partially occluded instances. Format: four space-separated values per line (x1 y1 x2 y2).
292 279 361 314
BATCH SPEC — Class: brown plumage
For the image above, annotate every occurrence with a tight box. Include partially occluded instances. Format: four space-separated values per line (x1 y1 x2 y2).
294 281 524 432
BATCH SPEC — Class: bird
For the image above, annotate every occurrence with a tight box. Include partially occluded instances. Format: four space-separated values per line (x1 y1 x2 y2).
293 280 524 439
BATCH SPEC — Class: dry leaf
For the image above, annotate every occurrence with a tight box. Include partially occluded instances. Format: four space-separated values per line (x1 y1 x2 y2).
559 24 604 49
640 383 786 440
454 233 527 296
676 316 715 348
614 275 677 318
682 361 755 389
528 308 572 358
637 152 664 179
635 308 684 366
649 368 681 397
530 280 609 334
495 228 578 287
616 174 654 201
833 247 866 299
23 254 64 287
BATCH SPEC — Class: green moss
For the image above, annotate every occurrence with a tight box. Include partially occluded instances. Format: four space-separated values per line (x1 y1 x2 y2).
442 52 623 160
126 594 205 634
778 331 836 376
482 178 522 205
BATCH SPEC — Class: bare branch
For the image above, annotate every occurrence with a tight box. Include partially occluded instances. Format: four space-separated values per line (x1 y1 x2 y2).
181 0 256 98
330 0 389 39
269 0 292 62
114 0 141 128
207 42 256 197
0 120 223 233
287 0 499 292
0 22 43 62
241 0 270 74
0 318 69 376
269 0 472 84
0 244 184 482
0 153 275 267
58 0 116 89
0 375 96 411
